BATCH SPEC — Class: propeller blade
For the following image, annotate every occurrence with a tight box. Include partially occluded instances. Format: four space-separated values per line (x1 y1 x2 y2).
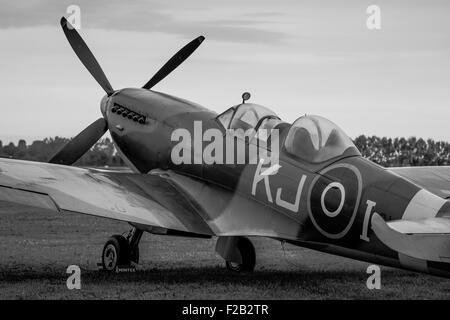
142 36 205 89
49 118 108 165
60 17 114 95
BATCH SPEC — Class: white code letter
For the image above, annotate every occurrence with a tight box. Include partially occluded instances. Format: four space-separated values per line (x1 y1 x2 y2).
252 159 273 203
360 200 376 241
276 175 306 213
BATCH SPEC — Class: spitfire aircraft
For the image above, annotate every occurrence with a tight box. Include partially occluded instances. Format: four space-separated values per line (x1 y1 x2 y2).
0 17 449 278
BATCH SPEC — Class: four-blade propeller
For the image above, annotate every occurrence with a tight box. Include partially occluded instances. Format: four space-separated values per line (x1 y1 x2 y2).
50 17 204 166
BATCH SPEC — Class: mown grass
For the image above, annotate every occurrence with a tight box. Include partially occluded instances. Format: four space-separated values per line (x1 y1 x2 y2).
0 201 448 299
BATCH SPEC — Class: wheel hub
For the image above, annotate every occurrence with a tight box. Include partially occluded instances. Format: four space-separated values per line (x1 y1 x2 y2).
103 244 117 270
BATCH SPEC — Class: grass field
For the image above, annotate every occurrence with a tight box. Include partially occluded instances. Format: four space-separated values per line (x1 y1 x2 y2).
0 200 448 299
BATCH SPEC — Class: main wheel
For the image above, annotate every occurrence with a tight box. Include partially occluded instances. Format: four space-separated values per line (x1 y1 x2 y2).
225 237 256 272
102 235 131 271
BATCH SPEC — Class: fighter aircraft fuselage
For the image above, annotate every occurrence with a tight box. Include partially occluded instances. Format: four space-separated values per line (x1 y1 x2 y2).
101 88 450 278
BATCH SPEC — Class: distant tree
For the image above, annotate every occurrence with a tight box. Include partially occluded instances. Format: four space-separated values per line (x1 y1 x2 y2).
27 140 48 162
16 139 27 158
18 139 26 150
3 142 16 158
353 135 367 154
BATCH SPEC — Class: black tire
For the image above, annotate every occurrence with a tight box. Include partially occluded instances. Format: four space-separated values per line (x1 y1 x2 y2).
102 235 131 271
225 237 256 272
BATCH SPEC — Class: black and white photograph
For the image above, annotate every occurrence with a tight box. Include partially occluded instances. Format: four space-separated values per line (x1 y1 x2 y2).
0 0 449 309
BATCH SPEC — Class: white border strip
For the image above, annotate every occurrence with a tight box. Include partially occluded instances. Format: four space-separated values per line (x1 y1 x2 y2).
402 189 446 220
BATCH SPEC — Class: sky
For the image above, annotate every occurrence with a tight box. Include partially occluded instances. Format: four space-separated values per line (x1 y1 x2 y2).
0 0 449 144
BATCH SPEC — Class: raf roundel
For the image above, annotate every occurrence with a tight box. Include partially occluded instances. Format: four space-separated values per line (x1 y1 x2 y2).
307 163 362 239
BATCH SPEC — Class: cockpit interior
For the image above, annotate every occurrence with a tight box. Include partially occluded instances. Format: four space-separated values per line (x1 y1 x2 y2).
216 104 360 163
284 115 360 163
217 103 282 133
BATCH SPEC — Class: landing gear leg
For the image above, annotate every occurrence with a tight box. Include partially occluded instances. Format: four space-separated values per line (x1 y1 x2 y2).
216 236 256 273
126 227 143 264
101 227 143 272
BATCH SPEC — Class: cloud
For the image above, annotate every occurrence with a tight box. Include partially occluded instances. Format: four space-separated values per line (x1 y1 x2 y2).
0 0 287 44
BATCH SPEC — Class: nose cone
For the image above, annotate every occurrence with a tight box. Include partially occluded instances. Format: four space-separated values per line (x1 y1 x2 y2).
100 95 109 118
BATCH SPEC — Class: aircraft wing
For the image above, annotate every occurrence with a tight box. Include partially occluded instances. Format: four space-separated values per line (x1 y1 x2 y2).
389 166 450 199
0 158 299 240
0 158 214 236
371 213 450 263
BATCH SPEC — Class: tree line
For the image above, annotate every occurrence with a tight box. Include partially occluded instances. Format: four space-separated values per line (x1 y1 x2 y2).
354 135 449 167
0 137 125 167
0 135 448 167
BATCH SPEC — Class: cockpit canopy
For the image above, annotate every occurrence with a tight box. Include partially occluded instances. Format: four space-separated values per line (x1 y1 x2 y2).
217 103 281 133
284 115 360 163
